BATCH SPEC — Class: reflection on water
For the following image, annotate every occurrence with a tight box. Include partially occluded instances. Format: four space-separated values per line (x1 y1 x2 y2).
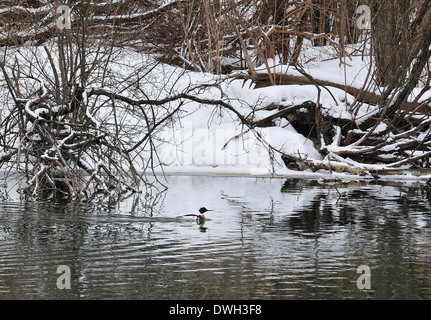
1 176 431 299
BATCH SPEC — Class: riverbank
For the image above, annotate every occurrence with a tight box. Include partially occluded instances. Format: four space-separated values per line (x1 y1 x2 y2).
1 44 431 197
147 50 431 181
154 167 431 183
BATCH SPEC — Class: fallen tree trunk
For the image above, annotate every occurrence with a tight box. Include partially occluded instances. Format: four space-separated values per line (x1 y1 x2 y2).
281 153 431 177
251 73 382 106
238 72 431 117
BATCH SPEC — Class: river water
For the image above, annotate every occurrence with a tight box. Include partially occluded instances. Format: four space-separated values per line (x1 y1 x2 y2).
1 175 431 299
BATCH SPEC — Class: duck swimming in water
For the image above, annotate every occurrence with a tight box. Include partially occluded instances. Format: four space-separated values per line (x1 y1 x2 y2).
183 207 213 224
177 207 214 232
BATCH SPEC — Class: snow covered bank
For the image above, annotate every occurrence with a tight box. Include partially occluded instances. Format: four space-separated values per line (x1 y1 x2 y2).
147 63 429 180
1 43 430 187
144 47 430 180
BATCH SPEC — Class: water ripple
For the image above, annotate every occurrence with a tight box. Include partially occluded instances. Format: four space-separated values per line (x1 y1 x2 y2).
1 177 431 299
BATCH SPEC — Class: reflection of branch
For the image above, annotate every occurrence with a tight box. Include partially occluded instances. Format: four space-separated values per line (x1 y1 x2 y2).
334 186 342 205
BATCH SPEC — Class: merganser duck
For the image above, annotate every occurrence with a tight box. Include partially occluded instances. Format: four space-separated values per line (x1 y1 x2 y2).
183 207 213 223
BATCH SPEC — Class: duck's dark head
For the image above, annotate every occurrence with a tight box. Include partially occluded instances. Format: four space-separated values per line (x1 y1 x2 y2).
199 207 213 214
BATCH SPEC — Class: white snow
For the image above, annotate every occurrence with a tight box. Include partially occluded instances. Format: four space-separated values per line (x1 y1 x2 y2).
1 41 430 182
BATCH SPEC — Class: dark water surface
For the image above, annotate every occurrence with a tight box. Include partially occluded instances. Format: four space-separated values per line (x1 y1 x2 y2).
1 175 431 299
